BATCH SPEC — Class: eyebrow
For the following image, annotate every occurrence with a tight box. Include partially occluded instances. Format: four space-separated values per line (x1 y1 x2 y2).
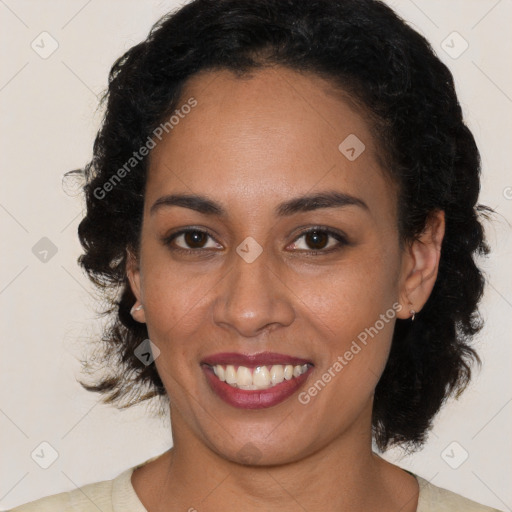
149 190 369 217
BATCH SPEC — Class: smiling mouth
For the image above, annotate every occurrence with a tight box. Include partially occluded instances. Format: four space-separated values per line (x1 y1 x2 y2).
205 363 312 390
200 351 314 409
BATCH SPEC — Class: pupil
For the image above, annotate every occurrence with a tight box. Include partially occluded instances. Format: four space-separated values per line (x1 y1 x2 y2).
307 231 327 249
185 231 206 248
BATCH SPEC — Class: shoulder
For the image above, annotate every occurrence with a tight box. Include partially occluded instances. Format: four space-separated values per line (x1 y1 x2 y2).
416 475 504 512
7 478 114 512
7 451 166 512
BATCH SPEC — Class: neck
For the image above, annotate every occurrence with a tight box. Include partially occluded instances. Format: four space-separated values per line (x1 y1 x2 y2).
136 404 418 512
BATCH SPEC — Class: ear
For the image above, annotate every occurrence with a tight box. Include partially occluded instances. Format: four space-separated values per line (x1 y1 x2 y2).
126 248 146 323
396 210 445 320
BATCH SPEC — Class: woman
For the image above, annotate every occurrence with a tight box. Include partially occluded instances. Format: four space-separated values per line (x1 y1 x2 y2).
10 0 502 510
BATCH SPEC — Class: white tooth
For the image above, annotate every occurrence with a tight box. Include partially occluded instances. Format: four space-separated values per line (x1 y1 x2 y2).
270 365 285 385
220 362 308 389
225 365 237 385
238 384 258 390
237 366 252 386
253 366 271 388
214 365 226 381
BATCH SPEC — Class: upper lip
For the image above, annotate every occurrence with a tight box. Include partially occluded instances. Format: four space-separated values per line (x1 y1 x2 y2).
201 351 313 367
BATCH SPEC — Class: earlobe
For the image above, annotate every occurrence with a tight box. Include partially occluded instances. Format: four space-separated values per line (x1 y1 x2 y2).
397 210 445 320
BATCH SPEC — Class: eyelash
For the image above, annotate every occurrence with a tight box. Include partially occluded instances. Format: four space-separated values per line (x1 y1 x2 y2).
161 226 349 256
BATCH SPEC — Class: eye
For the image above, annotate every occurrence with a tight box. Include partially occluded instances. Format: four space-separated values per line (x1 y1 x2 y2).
162 226 349 255
288 227 348 254
162 228 223 253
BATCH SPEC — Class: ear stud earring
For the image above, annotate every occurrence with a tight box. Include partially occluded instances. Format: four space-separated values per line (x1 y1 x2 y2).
409 309 416 321
130 303 144 316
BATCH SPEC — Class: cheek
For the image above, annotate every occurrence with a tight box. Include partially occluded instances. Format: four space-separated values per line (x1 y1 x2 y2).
306 245 400 330
140 263 216 400
302 246 400 384
142 264 213 343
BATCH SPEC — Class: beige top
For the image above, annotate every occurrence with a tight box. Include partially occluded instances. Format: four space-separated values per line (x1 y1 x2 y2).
8 453 503 512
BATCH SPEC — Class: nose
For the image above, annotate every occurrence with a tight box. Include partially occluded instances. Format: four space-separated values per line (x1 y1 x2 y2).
212 247 296 338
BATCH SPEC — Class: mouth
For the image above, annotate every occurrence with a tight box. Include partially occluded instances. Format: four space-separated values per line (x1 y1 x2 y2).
201 352 314 409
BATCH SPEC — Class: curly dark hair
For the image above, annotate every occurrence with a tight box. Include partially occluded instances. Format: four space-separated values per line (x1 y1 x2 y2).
68 0 492 451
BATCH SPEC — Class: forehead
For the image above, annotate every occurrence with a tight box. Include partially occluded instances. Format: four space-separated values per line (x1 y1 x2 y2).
146 67 396 224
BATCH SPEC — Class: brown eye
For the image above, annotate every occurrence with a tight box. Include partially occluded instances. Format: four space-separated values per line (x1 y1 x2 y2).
289 227 348 254
163 228 223 252
183 230 208 248
304 230 329 250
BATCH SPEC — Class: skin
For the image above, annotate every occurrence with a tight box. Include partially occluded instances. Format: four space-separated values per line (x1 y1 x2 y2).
126 66 445 512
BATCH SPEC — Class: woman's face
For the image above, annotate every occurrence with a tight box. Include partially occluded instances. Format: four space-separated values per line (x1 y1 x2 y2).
129 67 411 464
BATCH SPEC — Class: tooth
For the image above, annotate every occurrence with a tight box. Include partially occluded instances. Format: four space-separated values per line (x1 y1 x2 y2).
213 362 310 388
237 366 252 386
253 366 271 387
270 365 285 385
225 365 237 384
213 365 226 381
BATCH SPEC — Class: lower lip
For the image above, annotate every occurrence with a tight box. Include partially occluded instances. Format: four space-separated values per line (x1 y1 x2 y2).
202 365 312 409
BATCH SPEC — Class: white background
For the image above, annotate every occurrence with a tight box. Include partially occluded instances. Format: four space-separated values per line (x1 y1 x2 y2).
0 0 511 510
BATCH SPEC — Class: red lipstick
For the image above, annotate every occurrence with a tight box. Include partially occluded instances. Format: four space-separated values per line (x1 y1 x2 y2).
201 352 313 409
